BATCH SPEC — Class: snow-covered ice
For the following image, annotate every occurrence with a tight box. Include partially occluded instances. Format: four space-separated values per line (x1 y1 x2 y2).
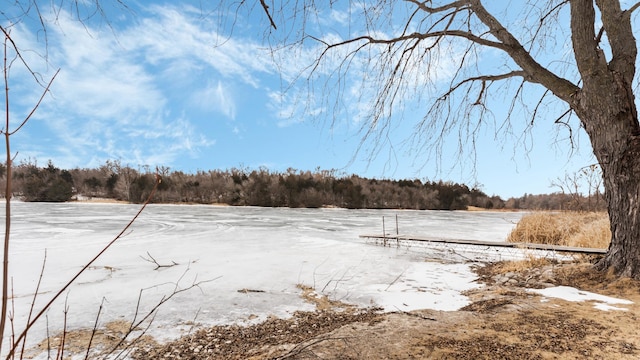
3 203 525 351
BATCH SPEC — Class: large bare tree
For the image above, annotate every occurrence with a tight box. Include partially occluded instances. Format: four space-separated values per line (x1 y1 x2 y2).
255 1 640 278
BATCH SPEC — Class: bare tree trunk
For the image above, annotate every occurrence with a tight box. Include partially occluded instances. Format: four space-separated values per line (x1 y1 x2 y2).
564 0 640 279
592 114 640 279
594 135 640 278
576 72 640 279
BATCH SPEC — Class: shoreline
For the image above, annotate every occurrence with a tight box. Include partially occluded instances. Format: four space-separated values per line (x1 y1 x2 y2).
1 195 522 212
69 197 521 212
31 260 640 360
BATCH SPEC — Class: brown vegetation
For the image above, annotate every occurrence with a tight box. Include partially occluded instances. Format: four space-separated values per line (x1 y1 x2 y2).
507 211 611 249
503 192 607 212
0 159 609 212
3 160 499 210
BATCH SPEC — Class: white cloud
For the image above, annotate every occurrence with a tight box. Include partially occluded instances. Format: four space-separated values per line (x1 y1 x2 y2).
266 89 323 127
123 5 273 87
5 1 464 171
190 81 236 120
6 3 274 169
329 9 350 26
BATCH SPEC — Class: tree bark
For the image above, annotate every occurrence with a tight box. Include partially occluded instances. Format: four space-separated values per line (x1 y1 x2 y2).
596 138 640 278
566 0 640 279
573 71 640 279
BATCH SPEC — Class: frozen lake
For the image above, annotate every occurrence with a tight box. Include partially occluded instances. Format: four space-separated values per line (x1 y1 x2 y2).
3 202 523 351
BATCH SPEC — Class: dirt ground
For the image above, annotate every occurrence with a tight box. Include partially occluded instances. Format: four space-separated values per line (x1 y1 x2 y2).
30 260 640 359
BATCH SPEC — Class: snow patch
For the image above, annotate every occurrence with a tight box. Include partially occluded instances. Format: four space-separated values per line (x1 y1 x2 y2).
528 286 633 311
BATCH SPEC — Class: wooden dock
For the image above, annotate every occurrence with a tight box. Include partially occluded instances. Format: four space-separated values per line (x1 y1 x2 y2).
359 234 607 255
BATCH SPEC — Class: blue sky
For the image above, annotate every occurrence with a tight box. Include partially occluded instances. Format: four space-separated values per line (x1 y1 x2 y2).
2 1 611 198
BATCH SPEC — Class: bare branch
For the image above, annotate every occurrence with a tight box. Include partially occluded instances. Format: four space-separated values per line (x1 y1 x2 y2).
440 71 527 102
1 31 9 351
107 273 219 357
597 0 637 78
259 0 277 29
56 296 70 360
140 251 179 270
396 310 437 321
19 250 48 360
274 334 354 360
470 0 578 100
627 1 640 14
0 26 48 87
9 279 15 354
531 89 551 126
9 69 60 136
404 0 470 13
321 30 506 53
526 1 570 52
83 297 105 360
570 1 606 87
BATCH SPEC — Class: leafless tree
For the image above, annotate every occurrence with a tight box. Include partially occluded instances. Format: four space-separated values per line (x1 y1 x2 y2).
252 1 640 279
551 164 604 211
0 26 59 356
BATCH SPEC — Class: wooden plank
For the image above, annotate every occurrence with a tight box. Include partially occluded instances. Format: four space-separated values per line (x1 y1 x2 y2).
359 234 514 247
516 242 607 254
359 234 607 255
400 235 515 248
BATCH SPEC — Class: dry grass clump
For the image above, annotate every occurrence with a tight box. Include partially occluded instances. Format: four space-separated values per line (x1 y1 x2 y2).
492 256 555 273
507 211 610 249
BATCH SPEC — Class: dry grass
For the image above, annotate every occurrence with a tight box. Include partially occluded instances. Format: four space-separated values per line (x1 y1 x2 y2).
490 256 555 273
507 211 610 249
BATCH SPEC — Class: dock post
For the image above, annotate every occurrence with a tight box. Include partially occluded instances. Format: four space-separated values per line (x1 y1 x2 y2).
382 216 387 246
395 214 399 246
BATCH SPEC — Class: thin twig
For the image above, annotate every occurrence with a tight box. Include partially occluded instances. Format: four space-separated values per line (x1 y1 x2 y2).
385 270 406 291
20 250 47 360
8 68 59 136
321 267 354 293
84 297 106 360
186 309 201 337
107 272 218 356
395 308 437 321
274 334 353 360
0 26 47 86
1 30 12 355
0 28 58 356
111 310 157 360
140 252 179 270
55 297 70 360
259 0 277 29
9 278 15 357
45 316 51 360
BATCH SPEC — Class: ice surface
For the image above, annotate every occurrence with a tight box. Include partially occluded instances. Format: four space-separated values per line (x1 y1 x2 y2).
1 202 524 353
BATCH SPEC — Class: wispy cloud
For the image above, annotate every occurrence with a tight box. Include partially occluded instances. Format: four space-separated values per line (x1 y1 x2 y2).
126 5 273 87
7 4 269 169
190 81 237 119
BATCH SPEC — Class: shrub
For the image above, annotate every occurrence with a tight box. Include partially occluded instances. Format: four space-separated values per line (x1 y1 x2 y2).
22 171 74 202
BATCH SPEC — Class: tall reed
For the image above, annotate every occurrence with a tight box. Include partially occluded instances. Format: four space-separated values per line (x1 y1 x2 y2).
507 211 610 249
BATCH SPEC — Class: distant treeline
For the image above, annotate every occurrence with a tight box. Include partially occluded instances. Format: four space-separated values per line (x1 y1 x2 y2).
504 192 606 212
0 160 606 211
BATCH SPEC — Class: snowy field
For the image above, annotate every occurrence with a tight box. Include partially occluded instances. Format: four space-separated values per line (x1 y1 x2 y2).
3 202 526 352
